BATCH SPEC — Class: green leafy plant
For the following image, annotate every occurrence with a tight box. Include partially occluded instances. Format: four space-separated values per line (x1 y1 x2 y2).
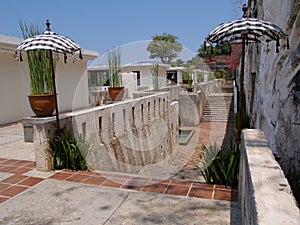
200 138 240 186
50 130 91 170
107 47 122 87
19 20 54 94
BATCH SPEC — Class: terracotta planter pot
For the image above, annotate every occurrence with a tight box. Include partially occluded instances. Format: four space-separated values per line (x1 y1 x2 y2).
108 87 124 101
28 94 56 117
181 80 189 84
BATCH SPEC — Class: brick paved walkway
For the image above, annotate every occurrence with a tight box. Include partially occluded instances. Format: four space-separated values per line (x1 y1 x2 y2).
0 157 238 205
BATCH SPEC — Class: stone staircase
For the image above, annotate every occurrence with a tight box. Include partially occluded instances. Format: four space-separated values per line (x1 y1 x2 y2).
201 81 234 122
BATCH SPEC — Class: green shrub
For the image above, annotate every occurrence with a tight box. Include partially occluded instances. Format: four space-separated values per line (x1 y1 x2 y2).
50 130 91 170
200 139 240 186
214 71 222 79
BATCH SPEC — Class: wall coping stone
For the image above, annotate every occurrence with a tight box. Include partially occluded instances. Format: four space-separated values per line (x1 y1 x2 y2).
239 129 300 225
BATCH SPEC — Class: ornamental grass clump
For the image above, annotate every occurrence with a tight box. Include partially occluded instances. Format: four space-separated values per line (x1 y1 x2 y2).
107 47 122 87
19 20 54 94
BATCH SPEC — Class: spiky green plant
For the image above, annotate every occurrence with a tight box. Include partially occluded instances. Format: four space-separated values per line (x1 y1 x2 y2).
50 130 91 170
200 139 240 186
19 20 54 94
107 47 122 87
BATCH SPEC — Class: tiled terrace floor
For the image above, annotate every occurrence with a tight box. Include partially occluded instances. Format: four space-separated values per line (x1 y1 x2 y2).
0 82 237 208
0 157 238 205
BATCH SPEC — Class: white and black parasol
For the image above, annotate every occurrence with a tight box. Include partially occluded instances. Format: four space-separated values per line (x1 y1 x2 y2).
206 17 287 50
16 20 82 130
205 4 289 142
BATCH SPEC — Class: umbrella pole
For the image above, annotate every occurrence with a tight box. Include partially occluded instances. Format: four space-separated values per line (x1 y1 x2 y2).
50 51 60 130
237 37 246 143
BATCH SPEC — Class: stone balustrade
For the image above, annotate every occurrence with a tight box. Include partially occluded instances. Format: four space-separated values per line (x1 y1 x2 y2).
239 129 300 225
32 92 179 173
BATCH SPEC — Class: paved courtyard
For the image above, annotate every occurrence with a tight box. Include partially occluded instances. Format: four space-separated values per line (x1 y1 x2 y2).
0 84 241 224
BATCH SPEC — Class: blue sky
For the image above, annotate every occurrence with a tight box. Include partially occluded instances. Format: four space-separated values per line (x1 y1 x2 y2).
1 0 245 63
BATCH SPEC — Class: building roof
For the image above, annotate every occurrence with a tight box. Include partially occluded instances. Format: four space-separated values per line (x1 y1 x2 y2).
88 61 170 71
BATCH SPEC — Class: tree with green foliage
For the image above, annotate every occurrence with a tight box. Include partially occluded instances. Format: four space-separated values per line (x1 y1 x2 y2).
147 33 183 64
197 42 231 59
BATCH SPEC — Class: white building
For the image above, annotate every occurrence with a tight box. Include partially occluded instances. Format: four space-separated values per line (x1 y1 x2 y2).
0 34 99 125
88 62 169 91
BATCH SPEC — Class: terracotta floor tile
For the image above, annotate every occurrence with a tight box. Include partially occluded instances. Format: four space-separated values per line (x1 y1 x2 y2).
101 178 126 188
11 167 32 175
65 174 90 183
18 177 44 187
0 166 18 173
213 189 238 202
170 180 192 186
192 182 215 189
49 172 73 180
10 160 33 167
24 162 36 169
215 184 237 190
1 174 28 184
142 183 168 193
0 158 8 163
165 184 190 196
77 170 97 175
149 178 171 185
0 185 28 197
0 183 10 191
123 179 148 188
121 183 143 191
83 175 107 185
188 187 213 199
0 159 20 165
0 196 9 203
61 169 77 173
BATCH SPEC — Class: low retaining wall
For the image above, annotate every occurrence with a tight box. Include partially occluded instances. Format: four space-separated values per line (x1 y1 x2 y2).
179 79 224 126
32 92 179 173
179 91 206 126
239 129 300 225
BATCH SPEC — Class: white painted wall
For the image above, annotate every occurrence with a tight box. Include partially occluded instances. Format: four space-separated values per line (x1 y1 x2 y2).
121 63 168 90
0 51 31 124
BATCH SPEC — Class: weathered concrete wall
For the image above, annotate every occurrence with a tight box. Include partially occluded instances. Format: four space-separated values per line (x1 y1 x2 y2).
179 80 223 126
239 129 300 225
179 91 205 126
32 92 179 174
244 0 300 174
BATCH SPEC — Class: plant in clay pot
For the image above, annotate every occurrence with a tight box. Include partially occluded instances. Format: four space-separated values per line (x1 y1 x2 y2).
19 20 56 116
107 47 124 101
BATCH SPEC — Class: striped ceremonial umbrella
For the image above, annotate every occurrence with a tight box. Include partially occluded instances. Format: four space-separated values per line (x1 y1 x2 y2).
16 20 82 130
205 4 289 142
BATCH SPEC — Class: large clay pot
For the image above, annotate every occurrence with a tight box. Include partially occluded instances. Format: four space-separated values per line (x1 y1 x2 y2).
28 94 56 117
108 87 124 101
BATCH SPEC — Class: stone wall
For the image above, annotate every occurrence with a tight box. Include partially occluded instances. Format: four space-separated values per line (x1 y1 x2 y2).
239 129 299 225
32 92 179 174
244 0 300 174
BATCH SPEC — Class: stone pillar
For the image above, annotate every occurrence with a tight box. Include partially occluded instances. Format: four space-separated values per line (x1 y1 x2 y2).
33 123 53 171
